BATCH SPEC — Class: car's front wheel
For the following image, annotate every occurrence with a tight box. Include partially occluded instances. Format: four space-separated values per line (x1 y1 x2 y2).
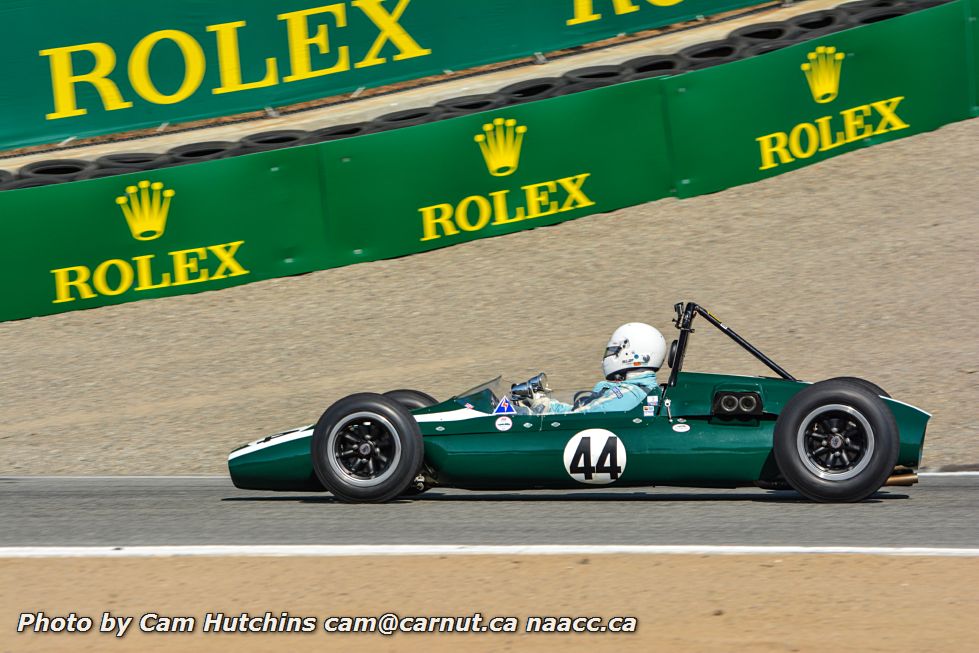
773 378 898 502
383 388 438 410
311 393 424 503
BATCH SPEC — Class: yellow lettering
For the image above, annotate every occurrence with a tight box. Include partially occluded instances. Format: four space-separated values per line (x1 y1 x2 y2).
756 132 793 171
128 30 205 104
788 122 819 160
39 43 132 120
557 174 595 211
489 189 521 225
419 203 457 241
567 0 638 25
566 0 682 25
278 4 350 82
170 247 210 285
352 0 431 69
815 115 845 152
92 259 134 296
209 241 249 279
522 181 559 219
133 254 173 291
871 96 908 135
207 21 279 95
455 195 492 232
51 266 96 304
841 104 873 143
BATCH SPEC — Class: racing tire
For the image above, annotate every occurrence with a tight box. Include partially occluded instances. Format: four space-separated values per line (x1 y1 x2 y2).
622 54 686 79
562 65 627 86
308 122 373 142
19 159 96 180
677 39 743 69
729 21 799 44
95 152 172 170
0 169 13 184
773 379 899 502
239 130 309 151
787 10 853 38
371 107 446 132
498 78 567 104
436 93 507 116
311 393 424 503
384 390 437 497
383 389 438 410
838 0 906 14
167 141 241 163
823 377 890 398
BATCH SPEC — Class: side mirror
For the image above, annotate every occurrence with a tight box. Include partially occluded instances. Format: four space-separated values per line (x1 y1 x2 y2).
668 339 678 368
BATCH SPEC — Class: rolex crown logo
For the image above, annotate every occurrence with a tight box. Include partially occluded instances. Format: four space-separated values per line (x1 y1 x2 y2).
474 117 527 177
801 46 845 104
115 180 175 241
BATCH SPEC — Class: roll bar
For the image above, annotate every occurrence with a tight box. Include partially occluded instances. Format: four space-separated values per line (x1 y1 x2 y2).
666 302 796 387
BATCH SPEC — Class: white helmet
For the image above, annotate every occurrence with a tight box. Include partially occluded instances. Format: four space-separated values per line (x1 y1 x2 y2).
602 323 667 380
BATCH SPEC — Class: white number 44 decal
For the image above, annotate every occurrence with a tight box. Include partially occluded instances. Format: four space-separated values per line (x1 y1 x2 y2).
563 429 627 485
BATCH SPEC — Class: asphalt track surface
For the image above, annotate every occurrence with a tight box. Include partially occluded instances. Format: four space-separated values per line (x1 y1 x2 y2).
1 475 975 548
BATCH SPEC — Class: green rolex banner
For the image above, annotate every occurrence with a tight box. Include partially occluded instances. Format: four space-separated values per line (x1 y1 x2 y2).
316 78 673 264
0 0 769 151
662 1 972 197
0 151 329 320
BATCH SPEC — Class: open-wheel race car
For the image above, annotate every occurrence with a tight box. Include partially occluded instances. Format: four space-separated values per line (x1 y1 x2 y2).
228 302 928 503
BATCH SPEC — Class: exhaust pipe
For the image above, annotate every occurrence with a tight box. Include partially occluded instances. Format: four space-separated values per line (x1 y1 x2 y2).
884 471 918 487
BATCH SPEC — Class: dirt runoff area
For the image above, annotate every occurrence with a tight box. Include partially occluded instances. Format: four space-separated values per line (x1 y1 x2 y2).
0 118 977 474
2 554 977 652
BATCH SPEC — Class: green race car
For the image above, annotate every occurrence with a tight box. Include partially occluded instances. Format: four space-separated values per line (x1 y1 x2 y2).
228 302 928 503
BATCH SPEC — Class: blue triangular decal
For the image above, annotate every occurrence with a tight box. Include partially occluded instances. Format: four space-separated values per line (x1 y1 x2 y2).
493 396 516 414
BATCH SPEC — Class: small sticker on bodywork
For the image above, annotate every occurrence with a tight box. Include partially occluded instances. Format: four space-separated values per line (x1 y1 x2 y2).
495 416 513 431
672 423 690 433
494 396 516 414
643 405 656 417
647 395 659 406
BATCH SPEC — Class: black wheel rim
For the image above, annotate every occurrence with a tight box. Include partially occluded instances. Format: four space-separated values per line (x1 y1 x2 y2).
327 412 401 486
796 404 875 480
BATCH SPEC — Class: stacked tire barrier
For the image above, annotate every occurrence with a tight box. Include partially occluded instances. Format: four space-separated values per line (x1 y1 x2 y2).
0 0 957 188
0 0 974 322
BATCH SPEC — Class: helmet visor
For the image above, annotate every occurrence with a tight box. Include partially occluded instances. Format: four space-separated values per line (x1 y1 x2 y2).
604 345 622 358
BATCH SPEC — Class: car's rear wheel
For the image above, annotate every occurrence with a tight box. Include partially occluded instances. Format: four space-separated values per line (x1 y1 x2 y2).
311 393 424 503
773 379 898 502
823 376 890 398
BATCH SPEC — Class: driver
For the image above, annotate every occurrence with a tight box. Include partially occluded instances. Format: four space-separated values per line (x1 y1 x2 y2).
521 323 666 414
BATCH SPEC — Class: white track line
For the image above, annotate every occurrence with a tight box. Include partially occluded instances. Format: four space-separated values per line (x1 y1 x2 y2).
0 475 227 480
3 471 977 480
1 545 977 558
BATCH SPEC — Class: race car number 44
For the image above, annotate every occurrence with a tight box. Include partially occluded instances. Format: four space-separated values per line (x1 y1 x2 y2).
563 429 626 485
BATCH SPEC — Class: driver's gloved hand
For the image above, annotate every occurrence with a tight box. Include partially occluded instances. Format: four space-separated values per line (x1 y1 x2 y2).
528 392 553 414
